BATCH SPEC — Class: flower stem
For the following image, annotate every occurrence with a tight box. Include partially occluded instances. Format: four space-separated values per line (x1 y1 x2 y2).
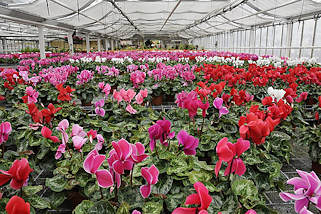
199 117 205 138
100 187 104 200
130 165 134 187
1 144 4 158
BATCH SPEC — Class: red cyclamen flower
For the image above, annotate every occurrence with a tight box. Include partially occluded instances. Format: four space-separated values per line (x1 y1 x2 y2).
0 158 33 190
172 182 212 214
6 195 30 214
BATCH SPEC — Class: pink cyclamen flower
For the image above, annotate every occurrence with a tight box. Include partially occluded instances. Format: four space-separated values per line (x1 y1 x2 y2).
280 170 321 213
113 90 123 104
83 149 113 188
172 182 212 214
95 99 105 117
134 93 144 105
177 130 199 155
95 134 105 151
132 210 141 214
71 124 86 137
215 138 250 177
139 89 148 98
295 92 308 103
126 104 137 114
140 164 159 198
56 119 69 144
55 143 66 160
213 97 229 118
72 136 87 152
0 122 12 144
25 86 39 104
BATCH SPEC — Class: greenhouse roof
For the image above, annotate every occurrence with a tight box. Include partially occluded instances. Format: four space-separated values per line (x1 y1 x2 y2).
0 0 320 39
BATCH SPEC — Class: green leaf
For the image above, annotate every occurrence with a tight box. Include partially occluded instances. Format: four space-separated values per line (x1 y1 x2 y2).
116 203 130 214
73 200 95 214
231 178 261 209
46 175 68 192
188 170 213 184
23 185 43 196
87 200 116 214
157 176 173 195
28 195 51 209
142 201 163 214
49 192 67 209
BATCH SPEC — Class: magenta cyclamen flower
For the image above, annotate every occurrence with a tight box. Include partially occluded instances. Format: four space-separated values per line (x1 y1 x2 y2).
95 99 105 117
177 130 199 155
140 165 159 198
0 122 12 144
280 170 321 213
213 97 229 118
148 118 175 151
83 149 113 188
130 142 148 164
108 139 133 175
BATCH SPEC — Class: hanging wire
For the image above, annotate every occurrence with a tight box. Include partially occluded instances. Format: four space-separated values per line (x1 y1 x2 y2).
77 0 80 22
46 0 50 16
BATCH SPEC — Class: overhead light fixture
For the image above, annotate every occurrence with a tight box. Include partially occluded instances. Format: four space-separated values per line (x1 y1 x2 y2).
312 0 321 3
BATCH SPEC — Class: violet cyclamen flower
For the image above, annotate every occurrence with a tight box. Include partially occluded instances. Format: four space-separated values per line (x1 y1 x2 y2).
213 97 229 118
280 170 321 213
177 130 199 155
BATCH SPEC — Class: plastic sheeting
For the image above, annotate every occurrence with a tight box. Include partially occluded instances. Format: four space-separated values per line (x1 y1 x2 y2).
0 0 320 39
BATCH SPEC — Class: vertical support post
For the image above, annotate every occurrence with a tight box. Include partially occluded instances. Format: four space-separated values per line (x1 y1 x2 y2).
286 22 293 58
86 34 90 53
265 27 269 55
299 21 305 58
272 25 276 56
67 32 74 55
2 39 6 54
97 37 101 52
111 40 115 50
105 38 109 51
38 26 46 59
259 28 262 56
311 18 318 58
280 24 284 57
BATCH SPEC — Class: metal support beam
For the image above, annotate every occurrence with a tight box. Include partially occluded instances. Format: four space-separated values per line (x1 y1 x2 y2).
67 32 74 55
160 0 182 31
86 34 90 53
38 26 46 59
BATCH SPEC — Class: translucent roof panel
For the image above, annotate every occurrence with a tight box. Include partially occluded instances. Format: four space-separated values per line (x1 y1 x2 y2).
0 0 320 39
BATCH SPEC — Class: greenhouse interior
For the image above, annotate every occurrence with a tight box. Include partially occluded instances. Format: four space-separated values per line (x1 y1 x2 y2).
0 0 321 214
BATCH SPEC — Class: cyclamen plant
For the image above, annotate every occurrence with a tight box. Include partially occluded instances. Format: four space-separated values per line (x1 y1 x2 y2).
280 170 321 214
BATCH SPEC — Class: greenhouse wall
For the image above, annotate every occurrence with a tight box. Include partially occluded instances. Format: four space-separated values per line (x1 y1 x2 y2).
192 17 321 59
